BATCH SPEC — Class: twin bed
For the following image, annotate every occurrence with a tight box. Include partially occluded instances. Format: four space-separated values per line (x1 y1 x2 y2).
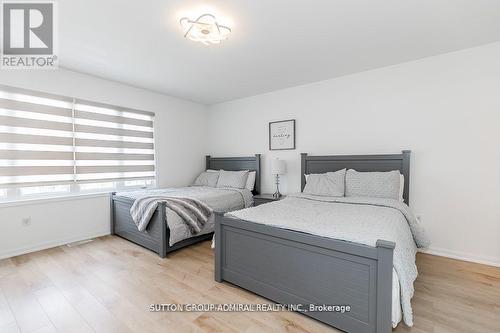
111 151 427 333
111 154 261 257
215 151 428 333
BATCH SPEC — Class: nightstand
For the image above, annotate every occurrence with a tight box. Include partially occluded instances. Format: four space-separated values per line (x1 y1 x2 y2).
253 194 286 207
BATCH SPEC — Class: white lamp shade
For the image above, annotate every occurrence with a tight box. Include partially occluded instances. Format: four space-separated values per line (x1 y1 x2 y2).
271 159 287 175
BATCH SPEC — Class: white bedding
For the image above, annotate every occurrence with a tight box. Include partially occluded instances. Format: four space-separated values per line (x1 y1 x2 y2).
392 268 402 327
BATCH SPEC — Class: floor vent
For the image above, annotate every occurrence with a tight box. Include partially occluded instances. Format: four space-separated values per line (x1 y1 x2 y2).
66 239 94 247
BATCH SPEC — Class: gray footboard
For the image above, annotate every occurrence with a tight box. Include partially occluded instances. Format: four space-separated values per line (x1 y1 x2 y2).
111 194 214 258
111 194 168 257
214 213 395 333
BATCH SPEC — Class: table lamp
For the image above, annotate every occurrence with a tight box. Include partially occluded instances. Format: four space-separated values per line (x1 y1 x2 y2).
270 159 287 198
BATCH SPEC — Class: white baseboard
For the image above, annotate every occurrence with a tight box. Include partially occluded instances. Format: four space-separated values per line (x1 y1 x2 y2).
0 231 111 260
420 247 500 268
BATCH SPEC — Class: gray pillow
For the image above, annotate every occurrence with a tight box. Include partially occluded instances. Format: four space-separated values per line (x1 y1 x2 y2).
303 169 346 197
345 169 401 200
217 170 249 189
193 171 219 187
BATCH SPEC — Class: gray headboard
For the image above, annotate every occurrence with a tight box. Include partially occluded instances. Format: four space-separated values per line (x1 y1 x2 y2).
301 150 411 204
206 154 261 195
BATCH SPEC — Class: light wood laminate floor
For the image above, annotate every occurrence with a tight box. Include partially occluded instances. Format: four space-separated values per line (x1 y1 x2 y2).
0 236 499 333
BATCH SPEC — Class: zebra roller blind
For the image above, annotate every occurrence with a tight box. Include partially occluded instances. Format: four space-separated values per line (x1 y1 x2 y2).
0 85 155 189
73 100 155 183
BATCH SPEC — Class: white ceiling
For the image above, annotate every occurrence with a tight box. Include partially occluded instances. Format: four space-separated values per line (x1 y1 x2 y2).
59 0 500 104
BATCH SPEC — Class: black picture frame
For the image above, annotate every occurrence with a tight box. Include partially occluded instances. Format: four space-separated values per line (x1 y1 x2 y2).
269 119 296 150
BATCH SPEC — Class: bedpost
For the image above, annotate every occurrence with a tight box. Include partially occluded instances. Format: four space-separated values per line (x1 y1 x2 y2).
254 154 261 195
375 239 395 333
214 211 224 282
110 192 116 235
158 202 168 258
206 155 211 170
401 150 411 205
301 153 307 192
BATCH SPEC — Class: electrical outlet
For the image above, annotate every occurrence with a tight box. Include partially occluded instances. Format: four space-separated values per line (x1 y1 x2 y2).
22 216 32 226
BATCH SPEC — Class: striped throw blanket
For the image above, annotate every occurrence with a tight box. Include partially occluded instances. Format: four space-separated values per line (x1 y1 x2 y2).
130 195 213 232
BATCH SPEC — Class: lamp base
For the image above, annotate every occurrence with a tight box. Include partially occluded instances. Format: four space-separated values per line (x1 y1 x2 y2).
273 174 282 198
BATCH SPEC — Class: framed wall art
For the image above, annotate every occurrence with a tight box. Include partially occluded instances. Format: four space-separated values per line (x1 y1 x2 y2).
269 119 295 150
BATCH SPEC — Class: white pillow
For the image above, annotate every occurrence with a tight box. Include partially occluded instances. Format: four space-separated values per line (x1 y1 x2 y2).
217 170 249 189
209 169 255 190
345 169 401 200
399 174 405 201
303 169 346 197
245 171 256 191
193 171 219 187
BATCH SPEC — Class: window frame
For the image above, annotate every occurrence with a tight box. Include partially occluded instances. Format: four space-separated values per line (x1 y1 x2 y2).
0 85 157 203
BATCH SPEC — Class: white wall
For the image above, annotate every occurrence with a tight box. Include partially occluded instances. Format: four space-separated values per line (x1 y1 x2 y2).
207 42 500 267
0 195 110 259
0 68 207 259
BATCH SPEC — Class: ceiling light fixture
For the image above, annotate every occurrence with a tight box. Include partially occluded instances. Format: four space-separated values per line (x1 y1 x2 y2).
180 14 231 45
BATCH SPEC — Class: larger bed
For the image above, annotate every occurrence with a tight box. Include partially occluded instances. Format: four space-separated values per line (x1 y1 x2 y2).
214 151 429 333
111 154 260 258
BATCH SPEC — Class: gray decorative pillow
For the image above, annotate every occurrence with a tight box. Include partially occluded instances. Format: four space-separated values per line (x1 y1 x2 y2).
193 171 219 187
303 169 346 197
345 169 401 200
217 170 249 189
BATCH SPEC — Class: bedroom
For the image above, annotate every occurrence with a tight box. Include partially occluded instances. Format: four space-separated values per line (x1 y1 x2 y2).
0 1 499 333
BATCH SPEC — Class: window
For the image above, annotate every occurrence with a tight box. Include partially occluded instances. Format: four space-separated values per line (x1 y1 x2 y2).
20 184 71 196
0 85 156 201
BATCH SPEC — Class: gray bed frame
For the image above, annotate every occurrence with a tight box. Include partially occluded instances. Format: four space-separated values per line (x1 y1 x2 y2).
215 151 411 333
111 154 261 258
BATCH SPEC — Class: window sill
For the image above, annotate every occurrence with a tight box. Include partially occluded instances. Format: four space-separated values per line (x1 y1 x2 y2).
0 192 112 208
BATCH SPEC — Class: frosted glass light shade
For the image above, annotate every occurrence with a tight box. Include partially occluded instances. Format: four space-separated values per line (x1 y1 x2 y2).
180 14 231 45
271 159 287 175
